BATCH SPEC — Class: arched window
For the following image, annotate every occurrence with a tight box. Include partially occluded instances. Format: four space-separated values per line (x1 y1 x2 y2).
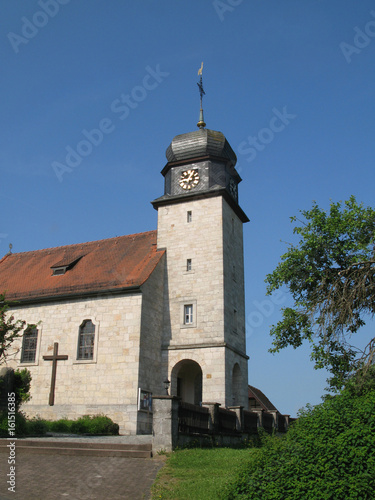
21 327 38 363
77 320 95 360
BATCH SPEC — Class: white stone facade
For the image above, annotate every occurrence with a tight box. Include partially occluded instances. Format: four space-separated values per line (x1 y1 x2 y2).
157 195 248 408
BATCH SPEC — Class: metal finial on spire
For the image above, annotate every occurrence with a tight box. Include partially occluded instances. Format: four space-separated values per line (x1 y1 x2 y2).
8 243 13 254
197 62 206 129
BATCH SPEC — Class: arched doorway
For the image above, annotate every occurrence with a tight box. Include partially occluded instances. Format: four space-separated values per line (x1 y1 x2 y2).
232 363 242 406
171 359 203 405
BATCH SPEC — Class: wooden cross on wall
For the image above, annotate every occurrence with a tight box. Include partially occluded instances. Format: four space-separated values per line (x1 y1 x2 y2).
43 342 68 406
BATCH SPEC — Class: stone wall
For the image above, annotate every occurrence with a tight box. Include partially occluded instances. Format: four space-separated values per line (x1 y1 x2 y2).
152 397 283 454
157 195 248 408
222 197 247 354
137 253 165 433
157 196 226 346
222 199 249 408
165 346 226 405
6 287 158 434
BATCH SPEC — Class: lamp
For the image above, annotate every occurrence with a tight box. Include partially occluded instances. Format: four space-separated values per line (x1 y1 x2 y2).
164 378 170 395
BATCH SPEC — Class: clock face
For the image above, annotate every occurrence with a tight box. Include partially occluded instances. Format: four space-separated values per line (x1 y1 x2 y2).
179 169 200 190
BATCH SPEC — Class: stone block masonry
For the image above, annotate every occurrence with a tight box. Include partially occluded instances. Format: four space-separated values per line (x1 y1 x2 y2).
157 194 248 408
6 275 164 434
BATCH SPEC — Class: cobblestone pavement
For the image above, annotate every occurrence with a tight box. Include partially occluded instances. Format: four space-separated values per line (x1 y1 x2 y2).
0 453 165 500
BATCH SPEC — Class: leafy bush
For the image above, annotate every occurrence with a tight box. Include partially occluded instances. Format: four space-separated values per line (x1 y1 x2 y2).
0 368 31 411
0 412 118 436
45 418 73 433
0 411 27 437
14 368 32 409
223 388 375 499
70 414 119 435
43 414 119 435
24 416 48 436
0 411 46 437
0 411 9 437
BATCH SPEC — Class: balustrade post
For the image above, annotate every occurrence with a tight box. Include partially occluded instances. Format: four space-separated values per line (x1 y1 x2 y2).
270 410 278 430
228 406 244 432
152 395 180 453
202 402 221 432
252 409 263 428
283 414 290 431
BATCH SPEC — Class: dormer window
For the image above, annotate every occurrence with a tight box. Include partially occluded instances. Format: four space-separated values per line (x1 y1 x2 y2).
52 267 67 276
51 255 83 276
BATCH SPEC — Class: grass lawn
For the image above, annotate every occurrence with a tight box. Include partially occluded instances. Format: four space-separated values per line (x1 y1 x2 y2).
151 447 253 499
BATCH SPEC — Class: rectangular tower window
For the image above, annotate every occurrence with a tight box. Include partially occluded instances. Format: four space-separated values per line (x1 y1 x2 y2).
233 309 238 333
232 265 236 281
186 259 192 271
187 211 192 223
184 304 194 324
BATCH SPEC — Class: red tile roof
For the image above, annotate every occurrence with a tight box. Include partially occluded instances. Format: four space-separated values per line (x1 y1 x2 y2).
248 385 278 412
0 231 164 302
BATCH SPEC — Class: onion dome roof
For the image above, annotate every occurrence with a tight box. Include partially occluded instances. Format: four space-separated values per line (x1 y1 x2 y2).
166 128 237 167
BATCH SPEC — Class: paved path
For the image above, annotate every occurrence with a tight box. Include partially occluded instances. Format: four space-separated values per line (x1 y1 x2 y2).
16 434 154 445
0 450 165 500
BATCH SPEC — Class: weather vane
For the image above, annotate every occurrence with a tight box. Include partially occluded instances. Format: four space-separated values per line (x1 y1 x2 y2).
197 62 206 129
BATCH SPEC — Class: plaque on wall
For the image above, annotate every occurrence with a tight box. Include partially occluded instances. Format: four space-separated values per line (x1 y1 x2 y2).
138 388 152 412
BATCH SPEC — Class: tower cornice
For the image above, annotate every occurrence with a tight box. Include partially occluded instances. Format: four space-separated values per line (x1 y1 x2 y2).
151 187 249 223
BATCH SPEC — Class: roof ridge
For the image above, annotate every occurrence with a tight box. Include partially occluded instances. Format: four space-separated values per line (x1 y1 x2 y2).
248 385 279 413
138 248 165 287
2 230 157 257
0 253 10 265
248 384 260 390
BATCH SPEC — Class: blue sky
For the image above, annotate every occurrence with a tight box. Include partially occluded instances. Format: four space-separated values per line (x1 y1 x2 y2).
1 0 375 416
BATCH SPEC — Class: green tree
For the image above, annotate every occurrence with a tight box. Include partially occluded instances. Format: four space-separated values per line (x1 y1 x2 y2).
265 196 375 390
0 293 26 364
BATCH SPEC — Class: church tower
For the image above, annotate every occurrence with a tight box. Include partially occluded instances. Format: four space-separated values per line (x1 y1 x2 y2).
152 68 249 408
